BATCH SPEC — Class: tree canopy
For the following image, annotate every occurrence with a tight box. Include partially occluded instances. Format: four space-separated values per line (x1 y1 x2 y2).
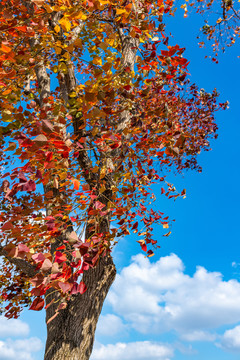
0 0 227 325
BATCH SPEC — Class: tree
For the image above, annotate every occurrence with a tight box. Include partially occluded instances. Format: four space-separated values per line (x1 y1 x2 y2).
182 0 240 61
0 1 227 359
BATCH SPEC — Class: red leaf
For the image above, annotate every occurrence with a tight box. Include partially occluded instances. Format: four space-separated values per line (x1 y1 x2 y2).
132 221 138 230
55 251 67 264
140 203 147 211
82 262 89 271
18 244 30 253
56 245 65 250
95 201 105 210
132 26 142 34
29 297 44 311
32 253 45 263
22 179 36 192
70 282 79 295
29 274 44 287
2 221 13 231
79 281 87 294
140 243 147 252
36 169 42 179
79 243 90 256
58 282 71 294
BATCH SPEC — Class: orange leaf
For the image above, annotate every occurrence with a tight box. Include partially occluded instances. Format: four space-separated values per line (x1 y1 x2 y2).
72 179 80 190
1 44 12 53
31 0 45 6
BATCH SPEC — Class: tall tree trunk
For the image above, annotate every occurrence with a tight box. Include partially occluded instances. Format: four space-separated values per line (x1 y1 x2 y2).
44 255 116 360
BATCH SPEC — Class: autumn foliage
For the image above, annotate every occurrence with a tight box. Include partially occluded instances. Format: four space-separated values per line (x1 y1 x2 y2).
0 0 226 320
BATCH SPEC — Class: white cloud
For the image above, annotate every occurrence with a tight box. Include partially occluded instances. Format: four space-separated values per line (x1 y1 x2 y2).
107 253 240 337
0 337 42 360
96 314 127 337
219 325 240 352
91 341 174 360
180 330 217 342
0 317 29 337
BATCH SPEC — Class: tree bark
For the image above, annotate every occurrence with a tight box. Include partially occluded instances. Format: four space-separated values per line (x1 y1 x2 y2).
44 255 116 360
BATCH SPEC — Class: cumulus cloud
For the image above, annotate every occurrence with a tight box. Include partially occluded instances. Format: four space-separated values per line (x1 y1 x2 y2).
96 314 127 337
0 317 29 338
91 341 174 360
107 253 240 338
0 337 42 360
180 330 217 342
219 325 240 352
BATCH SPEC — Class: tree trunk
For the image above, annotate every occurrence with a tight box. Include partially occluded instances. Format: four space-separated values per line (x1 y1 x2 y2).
44 255 116 360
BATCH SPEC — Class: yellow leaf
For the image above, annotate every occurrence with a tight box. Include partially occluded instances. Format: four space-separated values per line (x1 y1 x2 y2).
116 8 126 15
59 18 71 32
58 62 68 73
100 167 106 179
92 57 102 66
44 4 53 13
52 5 61 11
74 11 87 20
163 223 169 229
124 172 131 180
54 24 60 33
106 38 115 47
99 185 106 194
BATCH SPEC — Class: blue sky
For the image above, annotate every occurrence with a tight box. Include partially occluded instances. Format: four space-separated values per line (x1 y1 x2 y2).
1 7 240 360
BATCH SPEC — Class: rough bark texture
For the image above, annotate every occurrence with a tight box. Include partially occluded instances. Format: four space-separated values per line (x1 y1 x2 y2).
44 255 116 360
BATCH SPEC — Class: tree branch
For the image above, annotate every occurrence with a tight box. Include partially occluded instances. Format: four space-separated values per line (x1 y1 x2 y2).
0 246 37 277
